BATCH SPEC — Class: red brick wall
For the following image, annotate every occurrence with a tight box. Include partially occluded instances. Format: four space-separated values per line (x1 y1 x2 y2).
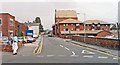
72 36 119 49
0 13 15 37
97 31 112 37
15 21 28 36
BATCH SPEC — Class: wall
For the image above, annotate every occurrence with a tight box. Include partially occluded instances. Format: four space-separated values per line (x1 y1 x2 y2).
72 36 119 49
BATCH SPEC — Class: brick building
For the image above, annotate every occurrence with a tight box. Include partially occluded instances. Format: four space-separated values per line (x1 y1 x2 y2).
0 13 28 37
15 21 28 37
52 10 112 38
53 10 112 38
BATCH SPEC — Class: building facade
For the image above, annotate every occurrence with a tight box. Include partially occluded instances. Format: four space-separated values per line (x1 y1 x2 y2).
52 10 112 38
0 13 28 37
24 22 40 36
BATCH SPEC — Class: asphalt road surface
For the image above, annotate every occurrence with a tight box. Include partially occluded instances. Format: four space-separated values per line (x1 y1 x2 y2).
2 35 118 63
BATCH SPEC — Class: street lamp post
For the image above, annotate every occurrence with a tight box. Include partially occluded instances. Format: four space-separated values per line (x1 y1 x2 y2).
116 23 120 50
77 13 86 42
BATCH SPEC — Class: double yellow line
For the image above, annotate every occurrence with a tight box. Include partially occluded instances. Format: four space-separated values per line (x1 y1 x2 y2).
70 42 119 58
36 36 43 54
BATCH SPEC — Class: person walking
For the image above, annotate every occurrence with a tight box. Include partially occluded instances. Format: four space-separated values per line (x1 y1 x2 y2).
12 36 18 55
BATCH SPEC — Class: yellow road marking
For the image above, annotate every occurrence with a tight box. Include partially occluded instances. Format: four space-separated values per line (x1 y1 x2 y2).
36 36 43 54
70 42 119 58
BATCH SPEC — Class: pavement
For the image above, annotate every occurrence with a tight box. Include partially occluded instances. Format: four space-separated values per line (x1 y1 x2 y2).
1 35 119 63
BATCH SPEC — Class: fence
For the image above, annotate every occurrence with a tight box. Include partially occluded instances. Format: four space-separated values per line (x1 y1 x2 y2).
72 35 119 49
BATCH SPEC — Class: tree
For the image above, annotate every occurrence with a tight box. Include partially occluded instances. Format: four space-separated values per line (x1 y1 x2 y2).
35 17 44 34
35 17 41 24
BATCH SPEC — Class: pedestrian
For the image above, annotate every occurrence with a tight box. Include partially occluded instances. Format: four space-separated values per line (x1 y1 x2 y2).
12 36 18 55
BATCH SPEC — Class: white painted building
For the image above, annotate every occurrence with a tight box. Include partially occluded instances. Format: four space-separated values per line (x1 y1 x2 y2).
24 23 40 36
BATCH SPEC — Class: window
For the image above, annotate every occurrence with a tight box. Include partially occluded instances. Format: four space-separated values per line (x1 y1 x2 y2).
10 21 13 26
84 29 85 31
71 28 73 31
84 24 86 27
106 25 108 26
92 29 95 31
71 24 73 25
10 31 13 37
58 20 59 22
76 24 79 26
0 18 2 25
106 29 107 31
87 29 89 30
66 24 68 26
0 31 2 37
102 28 104 30
97 24 100 27
63 24 65 26
76 28 80 31
87 25 89 26
63 29 65 31
66 28 68 31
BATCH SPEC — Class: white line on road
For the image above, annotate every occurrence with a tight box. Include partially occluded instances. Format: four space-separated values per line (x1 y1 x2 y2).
82 50 95 54
71 51 76 56
113 57 118 59
83 55 93 58
58 55 66 57
47 55 54 57
65 47 70 51
60 45 63 47
98 56 108 59
70 55 79 57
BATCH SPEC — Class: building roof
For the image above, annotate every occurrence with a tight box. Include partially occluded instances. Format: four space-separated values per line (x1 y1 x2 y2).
58 19 82 24
83 20 111 24
24 23 40 26
61 30 111 34
55 10 77 18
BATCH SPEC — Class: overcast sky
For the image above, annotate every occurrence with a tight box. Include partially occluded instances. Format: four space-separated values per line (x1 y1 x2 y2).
0 0 119 29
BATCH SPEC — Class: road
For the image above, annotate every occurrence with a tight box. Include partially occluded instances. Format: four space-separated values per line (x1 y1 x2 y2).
2 35 118 63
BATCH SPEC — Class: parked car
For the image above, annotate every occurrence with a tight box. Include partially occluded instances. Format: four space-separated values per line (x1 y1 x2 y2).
18 37 24 42
0 37 10 45
23 36 28 43
48 34 53 37
26 36 35 43
33 35 39 38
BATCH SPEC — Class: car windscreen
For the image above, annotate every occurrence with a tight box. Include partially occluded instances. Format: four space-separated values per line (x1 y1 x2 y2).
0 37 8 41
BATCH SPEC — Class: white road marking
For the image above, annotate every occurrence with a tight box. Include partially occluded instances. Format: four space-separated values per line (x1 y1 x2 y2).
47 55 54 57
58 55 66 57
98 56 108 59
65 47 70 51
83 55 93 58
71 51 76 56
113 57 118 59
70 55 79 57
82 50 95 54
37 55 44 57
60 45 63 47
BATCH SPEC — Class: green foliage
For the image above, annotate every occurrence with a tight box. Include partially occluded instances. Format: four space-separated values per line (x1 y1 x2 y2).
35 17 41 24
35 17 44 34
